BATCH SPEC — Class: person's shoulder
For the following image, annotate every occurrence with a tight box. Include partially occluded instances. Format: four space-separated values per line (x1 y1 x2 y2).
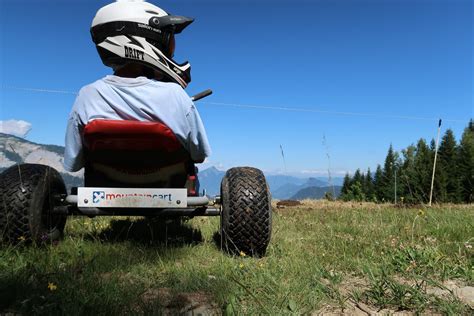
149 81 192 102
77 78 106 96
148 80 183 92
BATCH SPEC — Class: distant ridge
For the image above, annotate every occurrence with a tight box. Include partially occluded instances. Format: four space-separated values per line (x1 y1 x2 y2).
199 167 342 199
0 133 83 190
291 186 342 200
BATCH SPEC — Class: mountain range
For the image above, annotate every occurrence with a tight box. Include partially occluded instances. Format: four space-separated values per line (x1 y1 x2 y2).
199 167 341 199
0 133 341 200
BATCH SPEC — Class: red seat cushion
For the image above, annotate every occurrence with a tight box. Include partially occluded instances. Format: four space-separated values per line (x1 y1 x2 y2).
83 120 182 152
82 120 197 190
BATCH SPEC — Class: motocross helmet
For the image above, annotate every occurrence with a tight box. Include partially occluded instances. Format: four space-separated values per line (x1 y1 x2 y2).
91 0 194 88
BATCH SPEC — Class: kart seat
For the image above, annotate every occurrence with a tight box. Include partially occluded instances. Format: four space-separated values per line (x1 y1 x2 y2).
82 119 196 191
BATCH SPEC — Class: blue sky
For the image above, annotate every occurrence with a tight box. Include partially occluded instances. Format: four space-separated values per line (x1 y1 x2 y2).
1 0 472 176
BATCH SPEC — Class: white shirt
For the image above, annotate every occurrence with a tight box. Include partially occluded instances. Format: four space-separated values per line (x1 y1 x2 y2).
64 75 211 172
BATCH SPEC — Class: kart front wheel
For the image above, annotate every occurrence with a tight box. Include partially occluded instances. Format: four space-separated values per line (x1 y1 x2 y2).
220 167 272 257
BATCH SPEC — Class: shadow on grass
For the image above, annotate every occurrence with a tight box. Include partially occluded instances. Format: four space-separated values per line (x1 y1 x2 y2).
98 217 203 247
212 231 222 250
0 219 207 314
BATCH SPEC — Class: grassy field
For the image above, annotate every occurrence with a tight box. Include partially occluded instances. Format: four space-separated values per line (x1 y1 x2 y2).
0 201 473 315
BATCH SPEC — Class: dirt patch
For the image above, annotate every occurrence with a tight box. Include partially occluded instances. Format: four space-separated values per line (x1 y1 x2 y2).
138 287 221 315
313 299 446 316
426 281 474 309
312 300 426 316
337 277 369 297
276 200 302 208
313 302 368 316
312 277 473 315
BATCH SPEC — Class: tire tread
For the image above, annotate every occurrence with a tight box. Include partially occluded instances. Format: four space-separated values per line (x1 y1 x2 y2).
221 167 272 256
0 164 66 243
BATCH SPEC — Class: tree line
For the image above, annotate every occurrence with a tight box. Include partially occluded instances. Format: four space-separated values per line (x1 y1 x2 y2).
340 120 473 204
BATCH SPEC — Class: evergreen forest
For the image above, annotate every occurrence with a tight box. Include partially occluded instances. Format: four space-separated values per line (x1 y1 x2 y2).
340 120 473 204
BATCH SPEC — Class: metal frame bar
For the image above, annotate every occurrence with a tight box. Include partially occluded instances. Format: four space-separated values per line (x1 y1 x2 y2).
65 195 211 207
56 194 221 217
52 205 220 217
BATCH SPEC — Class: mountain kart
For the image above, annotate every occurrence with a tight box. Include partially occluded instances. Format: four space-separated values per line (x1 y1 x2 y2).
0 90 272 256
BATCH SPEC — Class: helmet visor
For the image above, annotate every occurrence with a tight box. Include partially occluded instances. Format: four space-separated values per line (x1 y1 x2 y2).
168 34 175 58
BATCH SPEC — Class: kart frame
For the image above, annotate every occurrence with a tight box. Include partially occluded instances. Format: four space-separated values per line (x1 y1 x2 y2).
51 193 222 217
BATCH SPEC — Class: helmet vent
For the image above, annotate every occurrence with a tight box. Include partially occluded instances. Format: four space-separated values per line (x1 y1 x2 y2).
104 38 120 47
146 10 160 14
127 36 144 49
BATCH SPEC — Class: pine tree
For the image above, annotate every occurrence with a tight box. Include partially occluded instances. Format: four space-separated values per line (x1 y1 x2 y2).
347 181 366 202
413 138 433 203
458 120 474 203
437 129 460 202
352 169 363 185
382 144 398 202
340 169 366 201
340 173 352 197
399 145 417 204
373 165 384 202
365 168 375 202
360 172 366 196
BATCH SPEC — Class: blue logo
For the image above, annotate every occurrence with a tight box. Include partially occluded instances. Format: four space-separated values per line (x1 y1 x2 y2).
93 191 105 203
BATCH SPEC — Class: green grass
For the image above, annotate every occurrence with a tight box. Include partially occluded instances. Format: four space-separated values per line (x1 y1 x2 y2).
1 202 473 315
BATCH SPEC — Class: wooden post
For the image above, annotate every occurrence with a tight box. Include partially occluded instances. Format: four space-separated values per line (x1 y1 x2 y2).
429 119 442 206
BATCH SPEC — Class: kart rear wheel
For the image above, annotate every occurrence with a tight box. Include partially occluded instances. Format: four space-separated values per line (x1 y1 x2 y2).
220 167 272 257
0 164 67 244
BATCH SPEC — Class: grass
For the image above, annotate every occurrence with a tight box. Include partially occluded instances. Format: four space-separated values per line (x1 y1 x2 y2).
0 201 473 315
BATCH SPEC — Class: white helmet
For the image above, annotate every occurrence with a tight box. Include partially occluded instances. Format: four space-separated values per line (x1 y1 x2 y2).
91 0 194 88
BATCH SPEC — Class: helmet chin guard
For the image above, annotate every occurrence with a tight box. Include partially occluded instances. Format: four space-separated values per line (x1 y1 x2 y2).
91 0 194 88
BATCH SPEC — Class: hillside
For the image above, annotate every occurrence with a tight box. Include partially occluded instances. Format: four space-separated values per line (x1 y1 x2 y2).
197 166 225 196
291 185 342 200
0 133 83 190
272 177 331 199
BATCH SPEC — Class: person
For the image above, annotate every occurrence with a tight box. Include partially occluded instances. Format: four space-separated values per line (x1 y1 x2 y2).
64 0 211 172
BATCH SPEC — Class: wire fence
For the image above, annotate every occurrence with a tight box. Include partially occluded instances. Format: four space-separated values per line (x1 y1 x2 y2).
1 85 467 123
